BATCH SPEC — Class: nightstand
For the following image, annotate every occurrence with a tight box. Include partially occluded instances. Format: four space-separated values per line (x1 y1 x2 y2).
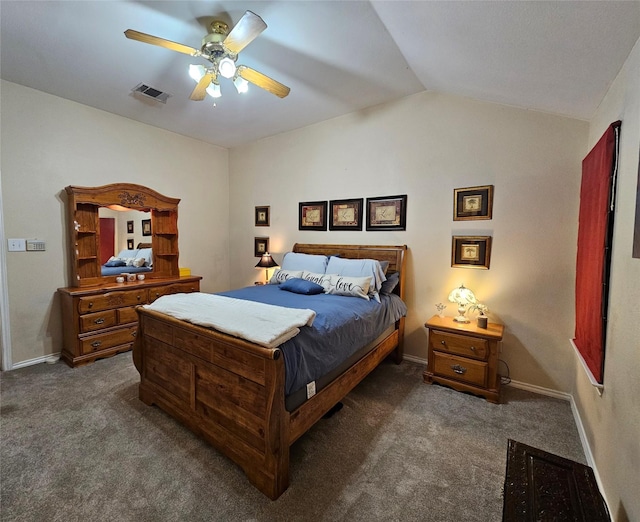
423 315 505 403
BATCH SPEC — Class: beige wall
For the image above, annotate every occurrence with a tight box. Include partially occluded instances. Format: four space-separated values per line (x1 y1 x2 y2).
229 91 588 393
1 80 230 365
574 38 640 522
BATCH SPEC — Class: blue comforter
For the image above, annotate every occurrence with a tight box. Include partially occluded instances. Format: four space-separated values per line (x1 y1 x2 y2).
219 285 407 396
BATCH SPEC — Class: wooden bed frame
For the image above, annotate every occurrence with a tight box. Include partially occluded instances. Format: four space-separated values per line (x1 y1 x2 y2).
132 243 407 499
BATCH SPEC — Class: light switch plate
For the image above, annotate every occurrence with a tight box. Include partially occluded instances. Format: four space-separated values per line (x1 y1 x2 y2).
8 239 26 252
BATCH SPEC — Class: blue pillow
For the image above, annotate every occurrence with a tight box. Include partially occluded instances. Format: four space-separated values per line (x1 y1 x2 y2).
104 259 126 267
281 252 329 273
380 272 400 295
279 277 325 295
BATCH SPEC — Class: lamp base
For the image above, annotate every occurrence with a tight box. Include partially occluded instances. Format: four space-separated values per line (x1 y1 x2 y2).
453 315 470 323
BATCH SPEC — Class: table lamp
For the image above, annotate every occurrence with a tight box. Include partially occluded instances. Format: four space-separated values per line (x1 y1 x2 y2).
448 284 477 323
255 252 279 284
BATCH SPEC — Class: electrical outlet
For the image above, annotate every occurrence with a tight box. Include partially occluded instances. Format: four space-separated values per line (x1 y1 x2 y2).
7 239 26 252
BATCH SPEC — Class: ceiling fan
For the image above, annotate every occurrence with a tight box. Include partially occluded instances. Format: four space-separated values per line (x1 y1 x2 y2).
125 10 290 101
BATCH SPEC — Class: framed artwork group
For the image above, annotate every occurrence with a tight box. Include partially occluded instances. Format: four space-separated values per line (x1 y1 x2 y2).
451 185 494 269
298 195 407 231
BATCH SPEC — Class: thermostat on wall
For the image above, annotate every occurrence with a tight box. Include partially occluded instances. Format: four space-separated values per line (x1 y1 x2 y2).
26 240 46 251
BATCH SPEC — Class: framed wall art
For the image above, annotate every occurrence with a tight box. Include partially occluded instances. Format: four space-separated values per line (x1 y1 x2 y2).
454 185 494 221
127 238 135 250
127 220 134 234
141 219 152 236
366 195 407 231
329 198 363 231
254 237 269 257
255 206 270 227
451 236 492 269
299 201 328 231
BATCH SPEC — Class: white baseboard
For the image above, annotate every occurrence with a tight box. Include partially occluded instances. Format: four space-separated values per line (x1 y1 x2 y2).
11 353 61 370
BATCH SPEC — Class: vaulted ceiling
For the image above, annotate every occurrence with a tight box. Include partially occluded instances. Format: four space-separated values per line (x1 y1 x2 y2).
2 1 639 148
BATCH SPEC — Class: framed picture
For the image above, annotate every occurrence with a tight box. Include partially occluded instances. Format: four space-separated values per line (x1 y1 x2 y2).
127 238 134 250
453 185 494 221
451 236 492 269
299 201 328 231
255 206 270 227
329 198 363 231
366 195 407 231
254 237 269 257
127 220 134 234
141 219 152 236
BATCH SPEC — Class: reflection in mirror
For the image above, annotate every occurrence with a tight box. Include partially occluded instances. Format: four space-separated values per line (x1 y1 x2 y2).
98 207 152 276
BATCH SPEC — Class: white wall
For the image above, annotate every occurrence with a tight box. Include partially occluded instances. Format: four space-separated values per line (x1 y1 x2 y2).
1 80 230 365
229 90 588 393
574 37 640 522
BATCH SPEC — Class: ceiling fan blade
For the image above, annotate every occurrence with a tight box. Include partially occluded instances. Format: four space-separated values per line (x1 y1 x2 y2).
223 11 267 54
124 29 200 56
189 73 214 101
238 66 290 98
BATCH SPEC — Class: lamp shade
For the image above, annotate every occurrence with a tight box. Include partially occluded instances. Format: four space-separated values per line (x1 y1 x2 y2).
448 284 476 323
255 252 278 269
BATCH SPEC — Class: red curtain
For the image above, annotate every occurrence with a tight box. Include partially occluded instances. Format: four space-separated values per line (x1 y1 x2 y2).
574 121 621 383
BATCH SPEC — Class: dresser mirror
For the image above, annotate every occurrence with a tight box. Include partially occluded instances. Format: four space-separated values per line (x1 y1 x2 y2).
65 183 180 287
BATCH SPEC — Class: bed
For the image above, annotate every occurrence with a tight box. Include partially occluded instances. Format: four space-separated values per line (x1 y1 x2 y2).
132 243 407 499
101 246 153 276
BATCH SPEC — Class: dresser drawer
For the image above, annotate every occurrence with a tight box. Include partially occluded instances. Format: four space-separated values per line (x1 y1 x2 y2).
431 330 488 360
433 352 487 387
78 290 147 314
80 310 117 333
118 306 139 324
148 283 200 303
80 325 138 355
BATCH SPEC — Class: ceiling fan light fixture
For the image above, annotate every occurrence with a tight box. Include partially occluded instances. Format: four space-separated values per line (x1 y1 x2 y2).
218 57 236 79
188 64 206 82
206 82 222 98
233 75 249 94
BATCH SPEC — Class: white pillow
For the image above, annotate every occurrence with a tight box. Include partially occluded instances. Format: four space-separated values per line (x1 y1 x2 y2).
131 257 146 267
137 248 153 267
324 257 386 302
301 271 333 291
281 252 329 273
325 274 371 300
116 248 139 259
269 269 303 285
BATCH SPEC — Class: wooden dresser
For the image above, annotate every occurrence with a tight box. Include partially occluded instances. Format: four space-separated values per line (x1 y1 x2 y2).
58 276 201 367
423 315 504 403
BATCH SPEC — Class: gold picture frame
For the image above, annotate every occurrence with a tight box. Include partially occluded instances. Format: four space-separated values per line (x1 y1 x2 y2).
453 185 494 221
452 236 492 269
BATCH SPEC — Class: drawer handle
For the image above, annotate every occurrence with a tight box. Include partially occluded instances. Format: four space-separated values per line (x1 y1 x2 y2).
451 364 467 375
470 346 476 352
137 295 141 300
131 331 137 338
94 318 105 325
440 340 446 345
91 341 102 348
88 302 94 309
156 292 160 297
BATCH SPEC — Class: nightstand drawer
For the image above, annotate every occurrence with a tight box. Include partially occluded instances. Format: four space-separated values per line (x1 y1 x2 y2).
431 330 488 360
433 352 487 387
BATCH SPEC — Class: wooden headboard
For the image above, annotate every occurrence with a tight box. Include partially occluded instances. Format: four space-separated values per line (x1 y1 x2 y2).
136 242 152 249
292 243 407 299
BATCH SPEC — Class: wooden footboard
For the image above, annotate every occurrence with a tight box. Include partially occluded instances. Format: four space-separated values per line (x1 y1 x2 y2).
132 243 407 499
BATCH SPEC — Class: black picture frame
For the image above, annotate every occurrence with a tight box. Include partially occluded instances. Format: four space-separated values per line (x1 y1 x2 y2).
329 198 363 231
255 206 270 227
451 236 492 269
366 195 407 231
254 237 269 257
298 201 328 231
141 219 152 236
127 220 134 233
453 185 494 221
127 238 134 250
